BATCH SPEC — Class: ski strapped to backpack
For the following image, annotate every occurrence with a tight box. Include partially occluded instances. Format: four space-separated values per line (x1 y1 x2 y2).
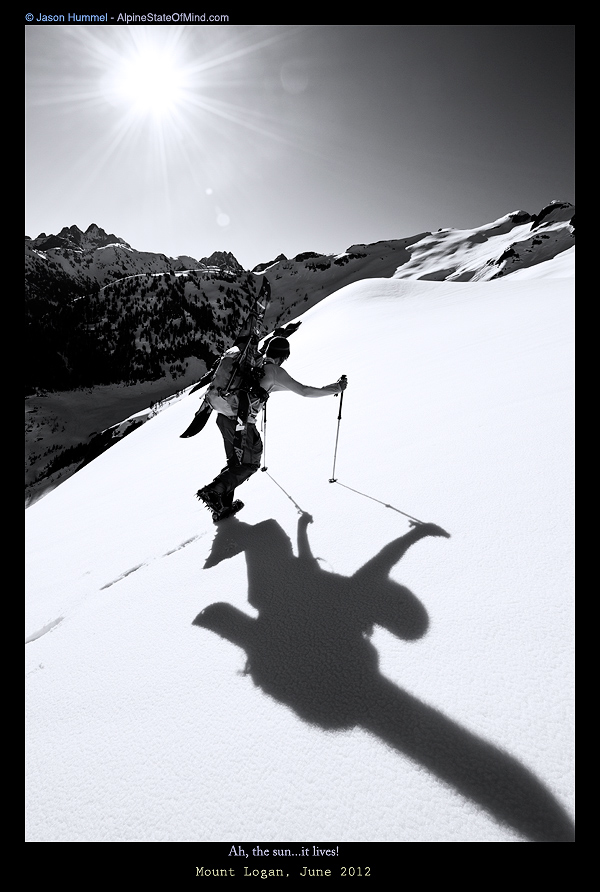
180 276 272 439
228 276 272 461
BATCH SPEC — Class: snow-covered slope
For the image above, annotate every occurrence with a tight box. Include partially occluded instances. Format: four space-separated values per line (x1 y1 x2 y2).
25 250 574 843
25 202 575 506
392 203 574 282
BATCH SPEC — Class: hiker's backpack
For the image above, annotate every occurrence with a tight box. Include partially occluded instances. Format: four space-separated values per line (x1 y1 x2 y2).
206 346 269 424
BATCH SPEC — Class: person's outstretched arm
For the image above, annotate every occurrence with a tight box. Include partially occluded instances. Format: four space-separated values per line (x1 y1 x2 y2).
263 363 346 397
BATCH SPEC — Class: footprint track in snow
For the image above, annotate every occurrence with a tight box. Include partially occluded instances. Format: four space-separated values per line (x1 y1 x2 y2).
25 617 64 644
100 563 146 589
101 534 203 589
26 534 205 644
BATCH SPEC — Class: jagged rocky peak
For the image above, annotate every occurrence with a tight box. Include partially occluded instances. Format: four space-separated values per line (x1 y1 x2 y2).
200 250 244 272
83 223 130 247
31 224 130 252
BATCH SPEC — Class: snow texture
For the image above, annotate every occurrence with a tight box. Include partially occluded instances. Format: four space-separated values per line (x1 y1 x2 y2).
26 248 574 844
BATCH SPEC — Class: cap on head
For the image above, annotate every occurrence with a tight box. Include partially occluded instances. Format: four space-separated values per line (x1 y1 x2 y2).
265 336 291 359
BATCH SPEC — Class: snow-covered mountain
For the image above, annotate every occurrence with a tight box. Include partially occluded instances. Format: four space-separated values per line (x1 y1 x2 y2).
26 200 574 296
250 201 574 288
30 223 130 252
26 222 205 289
25 202 574 504
392 201 575 281
25 245 575 843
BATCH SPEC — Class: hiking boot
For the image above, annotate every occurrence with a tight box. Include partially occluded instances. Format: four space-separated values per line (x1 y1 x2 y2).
213 500 244 523
196 487 224 516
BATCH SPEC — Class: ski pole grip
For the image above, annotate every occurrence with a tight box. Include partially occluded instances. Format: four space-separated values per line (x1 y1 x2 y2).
334 374 347 397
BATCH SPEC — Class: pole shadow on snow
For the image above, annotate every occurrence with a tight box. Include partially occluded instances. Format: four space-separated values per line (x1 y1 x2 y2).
193 513 574 843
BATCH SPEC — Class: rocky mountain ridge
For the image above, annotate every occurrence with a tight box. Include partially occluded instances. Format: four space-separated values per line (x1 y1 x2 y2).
25 201 574 503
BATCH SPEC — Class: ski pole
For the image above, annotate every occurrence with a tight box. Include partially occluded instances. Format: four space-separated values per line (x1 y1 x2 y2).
261 400 268 472
329 376 346 483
